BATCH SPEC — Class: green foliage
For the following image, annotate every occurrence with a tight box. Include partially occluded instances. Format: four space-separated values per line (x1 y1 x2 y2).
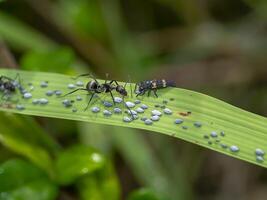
55 145 106 185
0 12 54 51
55 145 121 199
77 162 121 200
244 0 267 18
58 0 107 40
0 113 56 176
0 112 120 199
20 47 75 73
112 128 171 195
127 188 169 200
0 122 120 200
0 159 58 200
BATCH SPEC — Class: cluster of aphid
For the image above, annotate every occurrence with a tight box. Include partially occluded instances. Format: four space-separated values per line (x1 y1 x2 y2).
61 73 176 118
0 73 176 119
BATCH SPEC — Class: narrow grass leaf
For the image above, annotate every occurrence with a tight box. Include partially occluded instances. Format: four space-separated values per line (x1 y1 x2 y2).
0 69 267 168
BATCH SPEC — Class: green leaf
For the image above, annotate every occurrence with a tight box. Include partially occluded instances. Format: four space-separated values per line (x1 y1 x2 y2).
57 0 108 40
55 145 120 199
55 145 106 185
112 128 172 196
0 147 15 163
244 0 267 18
77 162 121 200
20 47 75 73
0 12 55 51
78 123 113 154
0 113 55 177
127 188 169 200
1 69 267 168
0 159 58 200
1 113 60 155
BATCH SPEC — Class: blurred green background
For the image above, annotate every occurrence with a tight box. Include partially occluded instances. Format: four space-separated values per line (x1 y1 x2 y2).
0 0 267 199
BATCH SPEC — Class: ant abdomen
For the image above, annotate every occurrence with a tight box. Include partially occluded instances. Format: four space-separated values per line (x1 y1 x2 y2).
116 85 127 96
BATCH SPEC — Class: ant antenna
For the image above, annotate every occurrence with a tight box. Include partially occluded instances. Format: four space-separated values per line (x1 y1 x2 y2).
72 73 99 85
105 73 109 84
60 88 88 98
72 73 96 81
127 75 133 98
134 83 138 96
14 73 24 93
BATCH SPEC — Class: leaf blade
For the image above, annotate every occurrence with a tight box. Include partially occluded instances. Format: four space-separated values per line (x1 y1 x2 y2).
0 69 267 168
0 159 58 200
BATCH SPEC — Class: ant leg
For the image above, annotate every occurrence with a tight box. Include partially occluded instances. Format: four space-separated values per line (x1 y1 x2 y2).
127 75 133 98
130 83 133 98
1 93 6 100
0 93 7 105
84 92 95 111
60 88 88 98
123 100 134 119
17 74 22 87
147 90 151 97
153 89 158 98
124 75 133 98
136 92 141 97
136 90 145 97
1 76 13 81
0 93 14 104
13 73 18 80
14 73 21 82
134 83 138 95
123 81 131 98
123 81 127 89
109 91 115 105
109 80 119 86
14 73 24 93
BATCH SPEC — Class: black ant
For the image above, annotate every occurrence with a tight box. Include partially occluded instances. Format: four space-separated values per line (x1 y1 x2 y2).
61 74 133 116
134 79 176 97
0 74 24 100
